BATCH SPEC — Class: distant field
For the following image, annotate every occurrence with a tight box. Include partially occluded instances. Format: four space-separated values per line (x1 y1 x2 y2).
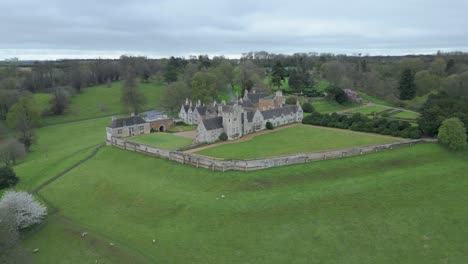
41 80 165 126
24 144 468 264
32 93 52 115
391 110 420 120
196 125 400 159
356 91 393 106
349 105 390 115
129 133 193 150
312 99 358 113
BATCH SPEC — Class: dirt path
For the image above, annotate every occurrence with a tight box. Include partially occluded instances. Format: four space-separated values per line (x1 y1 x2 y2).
184 124 300 153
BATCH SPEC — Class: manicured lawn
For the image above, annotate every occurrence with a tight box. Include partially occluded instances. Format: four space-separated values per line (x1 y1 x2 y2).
349 105 390 115
312 99 358 113
23 144 468 264
41 80 165 126
129 133 193 150
391 110 420 120
196 125 400 159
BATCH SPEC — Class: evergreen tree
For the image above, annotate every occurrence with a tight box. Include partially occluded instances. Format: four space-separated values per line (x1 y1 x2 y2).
398 68 416 100
288 69 303 90
271 61 286 88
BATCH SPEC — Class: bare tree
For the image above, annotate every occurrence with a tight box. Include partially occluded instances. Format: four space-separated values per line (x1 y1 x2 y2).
0 139 26 166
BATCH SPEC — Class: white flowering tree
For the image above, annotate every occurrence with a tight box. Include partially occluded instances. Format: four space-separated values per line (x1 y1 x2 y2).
0 191 47 229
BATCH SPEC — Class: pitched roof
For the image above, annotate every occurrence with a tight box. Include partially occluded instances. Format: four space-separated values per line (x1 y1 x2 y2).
261 105 299 119
108 116 147 128
246 92 266 103
201 116 223 130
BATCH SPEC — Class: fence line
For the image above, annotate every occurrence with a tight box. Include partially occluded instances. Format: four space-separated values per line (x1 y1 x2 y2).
109 137 437 172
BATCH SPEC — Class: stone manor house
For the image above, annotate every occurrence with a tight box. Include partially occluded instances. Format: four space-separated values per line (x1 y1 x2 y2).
179 90 303 143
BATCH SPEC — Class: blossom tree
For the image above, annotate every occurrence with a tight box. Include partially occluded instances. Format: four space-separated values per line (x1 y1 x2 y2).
0 191 47 229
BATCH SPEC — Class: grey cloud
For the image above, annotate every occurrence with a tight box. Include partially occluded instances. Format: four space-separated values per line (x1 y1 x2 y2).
0 0 467 59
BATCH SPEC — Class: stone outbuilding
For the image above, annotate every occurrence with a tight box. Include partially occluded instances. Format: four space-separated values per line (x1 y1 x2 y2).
140 110 174 132
106 116 150 141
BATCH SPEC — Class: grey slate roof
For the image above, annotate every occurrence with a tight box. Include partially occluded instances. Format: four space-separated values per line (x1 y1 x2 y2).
108 116 147 128
246 111 255 122
261 105 299 119
246 93 266 103
202 116 223 130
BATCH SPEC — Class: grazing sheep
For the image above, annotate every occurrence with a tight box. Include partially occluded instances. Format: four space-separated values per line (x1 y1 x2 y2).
33 248 39 253
81 232 88 237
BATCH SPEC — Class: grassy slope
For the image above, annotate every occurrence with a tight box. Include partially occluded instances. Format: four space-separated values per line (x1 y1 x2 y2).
391 111 420 120
24 144 468 264
13 117 108 191
312 99 358 113
129 133 193 150
197 125 400 159
349 105 390 115
41 80 165 126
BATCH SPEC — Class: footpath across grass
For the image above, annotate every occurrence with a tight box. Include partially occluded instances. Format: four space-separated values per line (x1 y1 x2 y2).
129 133 193 150
13 117 108 191
196 125 400 159
24 143 468 264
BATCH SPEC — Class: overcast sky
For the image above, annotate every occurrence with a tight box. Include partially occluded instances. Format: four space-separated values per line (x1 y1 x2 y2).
1 0 468 60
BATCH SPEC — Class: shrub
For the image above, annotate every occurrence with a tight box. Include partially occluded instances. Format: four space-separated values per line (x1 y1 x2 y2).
266 122 274 130
438 117 467 150
302 102 314 113
219 132 228 141
285 96 297 105
0 190 47 229
302 111 422 139
0 166 18 190
176 121 186 126
325 85 349 104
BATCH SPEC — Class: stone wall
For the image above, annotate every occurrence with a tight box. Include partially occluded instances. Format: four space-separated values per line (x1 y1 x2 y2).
109 137 437 172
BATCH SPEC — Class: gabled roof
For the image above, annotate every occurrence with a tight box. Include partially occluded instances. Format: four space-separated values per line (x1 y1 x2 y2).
201 116 223 130
261 105 299 119
108 116 147 128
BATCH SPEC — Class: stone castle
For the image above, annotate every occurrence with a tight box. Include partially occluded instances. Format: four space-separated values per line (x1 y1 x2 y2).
179 90 303 143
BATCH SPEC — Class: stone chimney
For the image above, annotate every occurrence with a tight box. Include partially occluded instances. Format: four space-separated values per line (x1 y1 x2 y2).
197 99 201 107
185 98 189 105
213 100 217 107
221 100 226 105
111 116 116 121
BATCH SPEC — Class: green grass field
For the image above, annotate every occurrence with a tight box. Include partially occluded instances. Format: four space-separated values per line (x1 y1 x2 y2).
196 125 400 159
13 117 108 191
129 133 193 150
312 99 358 113
21 143 468 264
349 105 390 115
167 124 196 132
41 80 165 126
391 110 420 120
